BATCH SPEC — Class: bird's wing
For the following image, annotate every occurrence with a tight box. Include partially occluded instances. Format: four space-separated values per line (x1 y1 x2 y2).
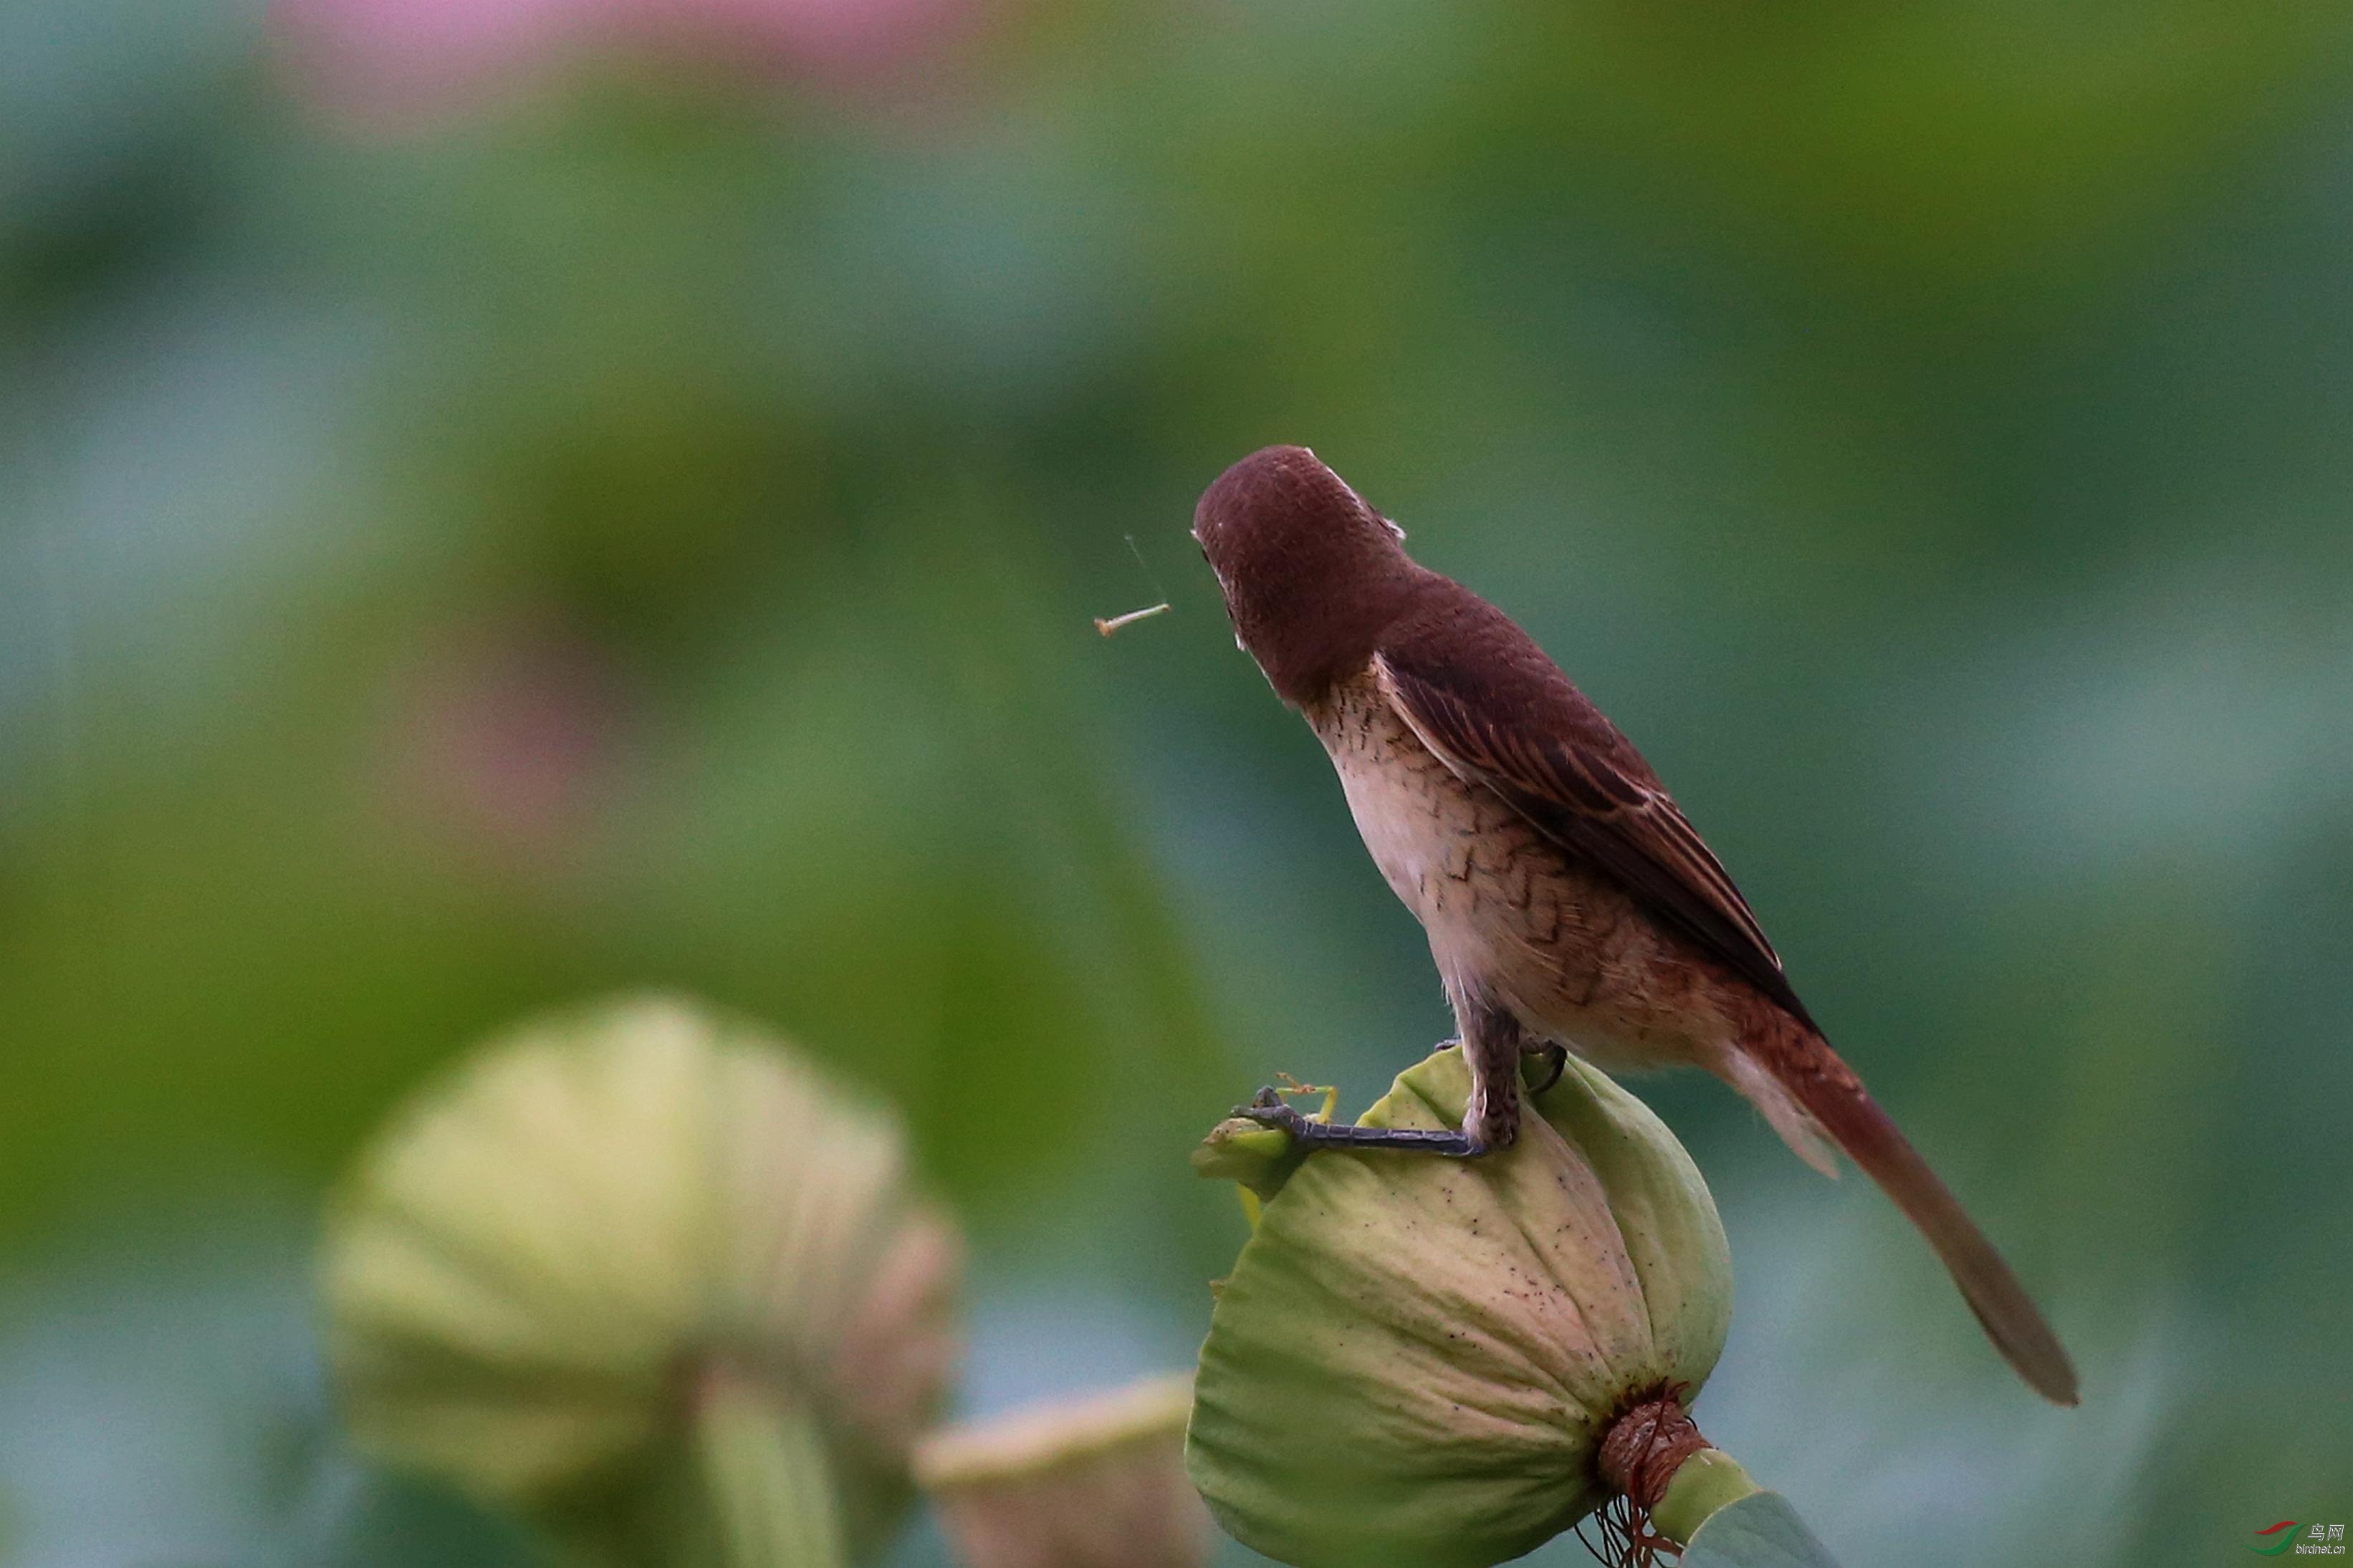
1374 645 1813 1028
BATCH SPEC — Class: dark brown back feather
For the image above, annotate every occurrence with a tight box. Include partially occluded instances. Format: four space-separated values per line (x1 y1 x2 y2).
1373 582 1817 1031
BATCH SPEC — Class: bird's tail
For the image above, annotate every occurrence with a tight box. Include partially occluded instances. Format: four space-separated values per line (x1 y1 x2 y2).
1722 1012 2080 1406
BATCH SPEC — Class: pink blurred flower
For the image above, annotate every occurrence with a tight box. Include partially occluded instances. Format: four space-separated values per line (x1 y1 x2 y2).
368 611 628 890
272 0 980 121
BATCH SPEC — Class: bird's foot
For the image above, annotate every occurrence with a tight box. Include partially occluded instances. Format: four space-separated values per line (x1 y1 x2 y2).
1232 1087 1483 1158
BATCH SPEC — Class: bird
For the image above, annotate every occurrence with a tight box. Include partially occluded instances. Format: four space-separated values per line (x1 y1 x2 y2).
1193 443 2078 1405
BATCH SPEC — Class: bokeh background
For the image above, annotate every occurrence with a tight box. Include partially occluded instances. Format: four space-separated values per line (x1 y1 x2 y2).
4 0 2351 1562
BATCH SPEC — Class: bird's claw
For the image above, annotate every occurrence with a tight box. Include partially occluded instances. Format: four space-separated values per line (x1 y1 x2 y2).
1232 1095 1310 1136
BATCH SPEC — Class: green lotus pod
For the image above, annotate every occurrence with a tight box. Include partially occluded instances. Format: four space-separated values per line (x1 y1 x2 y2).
322 994 959 1567
1189 1118 1301 1203
916 1374 1208 1568
1187 1047 1735 1568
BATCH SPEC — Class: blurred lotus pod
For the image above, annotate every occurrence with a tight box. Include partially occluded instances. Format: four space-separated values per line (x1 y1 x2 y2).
322 994 959 1567
915 1373 1208 1568
1186 1047 1733 1568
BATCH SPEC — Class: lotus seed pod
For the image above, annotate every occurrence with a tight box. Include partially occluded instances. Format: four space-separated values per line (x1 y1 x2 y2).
322 994 959 1566
1188 1119 1300 1202
1187 1047 1733 1568
916 1374 1208 1568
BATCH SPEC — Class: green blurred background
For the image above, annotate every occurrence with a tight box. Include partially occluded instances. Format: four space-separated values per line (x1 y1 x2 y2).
4 0 2349 1562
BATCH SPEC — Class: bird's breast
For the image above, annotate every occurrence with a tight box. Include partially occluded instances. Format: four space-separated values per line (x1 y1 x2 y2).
1305 669 1724 1069
1308 670 1551 953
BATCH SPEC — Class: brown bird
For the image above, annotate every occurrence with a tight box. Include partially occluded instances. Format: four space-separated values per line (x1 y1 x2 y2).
1194 444 2077 1405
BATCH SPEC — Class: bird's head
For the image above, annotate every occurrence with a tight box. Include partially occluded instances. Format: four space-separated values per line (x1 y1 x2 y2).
1193 446 1421 706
